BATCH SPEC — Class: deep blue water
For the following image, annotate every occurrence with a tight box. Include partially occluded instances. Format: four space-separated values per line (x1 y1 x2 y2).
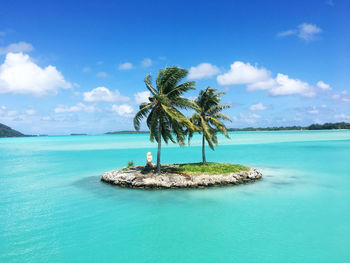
1 131 349 262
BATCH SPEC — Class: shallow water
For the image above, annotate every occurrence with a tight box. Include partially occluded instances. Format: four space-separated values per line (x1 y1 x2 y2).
1 130 349 263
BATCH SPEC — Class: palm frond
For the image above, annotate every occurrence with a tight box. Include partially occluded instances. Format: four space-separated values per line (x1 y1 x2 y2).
161 104 194 130
172 97 198 110
205 131 215 150
199 114 211 139
212 112 232 122
149 108 160 142
144 74 158 96
158 67 188 94
207 104 231 115
166 81 196 98
133 103 153 130
160 114 175 144
207 116 229 138
171 118 187 146
211 133 218 146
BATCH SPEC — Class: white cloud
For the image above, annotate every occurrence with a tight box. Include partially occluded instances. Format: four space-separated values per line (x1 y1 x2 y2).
278 23 322 41
246 78 277 91
332 94 340 100
249 103 267 111
0 106 28 122
218 61 316 97
26 109 36 115
335 113 350 120
217 61 270 85
277 30 296 37
237 113 261 124
316 81 332 91
118 62 133 70
82 66 91 73
96 71 108 78
298 23 322 41
332 90 350 103
83 87 129 102
188 63 220 80
141 58 152 68
112 104 133 116
54 102 96 113
134 91 150 104
0 52 71 96
0 42 34 55
266 73 315 97
308 107 319 114
0 106 8 115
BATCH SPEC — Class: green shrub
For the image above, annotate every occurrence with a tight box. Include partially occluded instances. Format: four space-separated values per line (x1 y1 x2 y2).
127 161 134 168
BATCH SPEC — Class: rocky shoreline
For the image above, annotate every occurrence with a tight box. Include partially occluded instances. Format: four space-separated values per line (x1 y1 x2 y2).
101 167 262 189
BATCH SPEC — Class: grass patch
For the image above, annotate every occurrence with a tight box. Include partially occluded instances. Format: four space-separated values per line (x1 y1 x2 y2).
175 162 250 175
133 162 250 176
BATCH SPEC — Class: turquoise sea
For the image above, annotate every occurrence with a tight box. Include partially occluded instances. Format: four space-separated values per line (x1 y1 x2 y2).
1 130 350 263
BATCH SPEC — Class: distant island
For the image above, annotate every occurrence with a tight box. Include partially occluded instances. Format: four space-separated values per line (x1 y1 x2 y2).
1 122 349 138
227 122 350 131
0 123 26 137
105 122 350 135
105 130 149 135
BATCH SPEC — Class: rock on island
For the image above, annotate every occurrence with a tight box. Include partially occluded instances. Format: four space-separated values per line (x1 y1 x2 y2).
101 165 262 189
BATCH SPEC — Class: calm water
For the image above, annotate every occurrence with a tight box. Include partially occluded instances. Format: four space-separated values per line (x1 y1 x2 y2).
1 131 350 263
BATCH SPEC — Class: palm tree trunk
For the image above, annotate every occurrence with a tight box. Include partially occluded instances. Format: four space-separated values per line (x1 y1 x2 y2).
156 121 162 174
202 133 206 164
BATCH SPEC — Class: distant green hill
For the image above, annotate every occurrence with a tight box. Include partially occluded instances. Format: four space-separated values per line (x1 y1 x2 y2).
227 122 350 131
0 123 26 137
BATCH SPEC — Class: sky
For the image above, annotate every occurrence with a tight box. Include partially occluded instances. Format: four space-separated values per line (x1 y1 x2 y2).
0 0 349 135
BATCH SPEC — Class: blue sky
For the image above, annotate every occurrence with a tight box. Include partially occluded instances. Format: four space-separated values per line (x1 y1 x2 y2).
0 0 349 135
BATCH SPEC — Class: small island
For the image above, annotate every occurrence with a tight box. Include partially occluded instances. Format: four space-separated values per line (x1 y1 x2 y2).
0 123 26 137
101 163 262 189
102 67 264 189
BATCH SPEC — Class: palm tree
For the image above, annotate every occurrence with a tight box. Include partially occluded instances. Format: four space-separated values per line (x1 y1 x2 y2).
187 87 232 164
134 67 196 174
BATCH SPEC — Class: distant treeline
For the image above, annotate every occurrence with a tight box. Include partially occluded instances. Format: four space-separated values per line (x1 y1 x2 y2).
105 130 149 134
227 122 350 131
106 122 350 134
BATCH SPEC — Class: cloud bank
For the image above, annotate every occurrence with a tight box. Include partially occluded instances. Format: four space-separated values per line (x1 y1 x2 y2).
118 62 133 70
217 61 327 97
0 42 34 55
134 91 150 104
188 63 220 80
83 87 129 102
278 23 322 41
0 52 71 96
